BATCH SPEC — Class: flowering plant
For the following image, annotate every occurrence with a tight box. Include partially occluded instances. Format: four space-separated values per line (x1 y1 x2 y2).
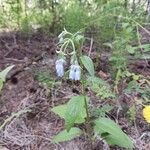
51 29 134 149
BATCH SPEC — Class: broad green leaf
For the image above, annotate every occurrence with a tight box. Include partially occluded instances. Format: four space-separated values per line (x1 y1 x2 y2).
94 118 134 149
80 56 95 76
65 95 88 131
51 104 67 119
51 103 86 124
0 65 15 82
52 127 83 143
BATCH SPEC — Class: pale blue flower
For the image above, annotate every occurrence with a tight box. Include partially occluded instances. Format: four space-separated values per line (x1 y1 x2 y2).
69 64 80 81
55 59 65 77
74 66 80 80
69 65 76 80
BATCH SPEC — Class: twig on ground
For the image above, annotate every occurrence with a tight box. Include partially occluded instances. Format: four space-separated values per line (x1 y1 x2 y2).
0 109 31 131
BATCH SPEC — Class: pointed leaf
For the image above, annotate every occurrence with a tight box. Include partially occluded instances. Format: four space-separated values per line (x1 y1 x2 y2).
80 56 95 76
52 127 83 143
51 103 86 124
51 104 67 119
94 118 134 149
0 79 3 91
65 95 88 131
0 65 15 82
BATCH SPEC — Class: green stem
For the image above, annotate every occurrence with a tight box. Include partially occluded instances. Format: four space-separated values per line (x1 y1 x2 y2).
80 69 93 150
77 46 90 122
81 76 90 122
77 46 93 149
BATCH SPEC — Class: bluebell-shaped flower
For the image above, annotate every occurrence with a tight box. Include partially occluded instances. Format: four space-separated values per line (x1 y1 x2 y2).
69 63 81 81
55 59 65 77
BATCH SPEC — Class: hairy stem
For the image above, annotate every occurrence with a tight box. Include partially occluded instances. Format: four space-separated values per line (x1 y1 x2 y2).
80 69 93 150
77 45 93 149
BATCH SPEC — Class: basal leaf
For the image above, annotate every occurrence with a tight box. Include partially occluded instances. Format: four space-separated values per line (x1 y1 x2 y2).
0 65 15 82
52 127 83 143
51 103 86 124
94 118 134 149
80 55 95 76
51 104 67 119
65 95 88 131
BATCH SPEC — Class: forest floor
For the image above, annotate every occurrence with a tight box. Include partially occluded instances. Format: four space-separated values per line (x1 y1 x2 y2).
0 29 150 150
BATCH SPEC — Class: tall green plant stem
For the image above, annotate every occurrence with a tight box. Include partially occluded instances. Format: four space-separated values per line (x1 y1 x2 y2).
77 46 93 150
80 68 93 150
81 75 90 123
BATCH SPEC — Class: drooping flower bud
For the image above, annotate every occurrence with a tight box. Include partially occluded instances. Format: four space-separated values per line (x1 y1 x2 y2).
55 59 65 77
69 63 80 81
69 65 76 80
74 65 80 80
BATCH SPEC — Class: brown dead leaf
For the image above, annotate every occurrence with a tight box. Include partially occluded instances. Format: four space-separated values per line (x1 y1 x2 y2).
98 70 109 80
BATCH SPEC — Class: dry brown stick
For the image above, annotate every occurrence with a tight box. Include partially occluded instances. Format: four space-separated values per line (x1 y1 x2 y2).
0 109 31 131
0 39 11 51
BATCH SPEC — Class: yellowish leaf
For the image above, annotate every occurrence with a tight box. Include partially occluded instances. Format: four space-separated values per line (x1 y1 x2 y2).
143 106 150 123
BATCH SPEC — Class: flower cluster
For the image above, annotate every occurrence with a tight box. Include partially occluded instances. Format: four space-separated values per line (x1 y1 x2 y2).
55 57 81 81
55 29 84 81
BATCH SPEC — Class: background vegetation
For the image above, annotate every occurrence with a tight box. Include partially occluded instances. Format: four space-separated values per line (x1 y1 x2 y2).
0 0 150 149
